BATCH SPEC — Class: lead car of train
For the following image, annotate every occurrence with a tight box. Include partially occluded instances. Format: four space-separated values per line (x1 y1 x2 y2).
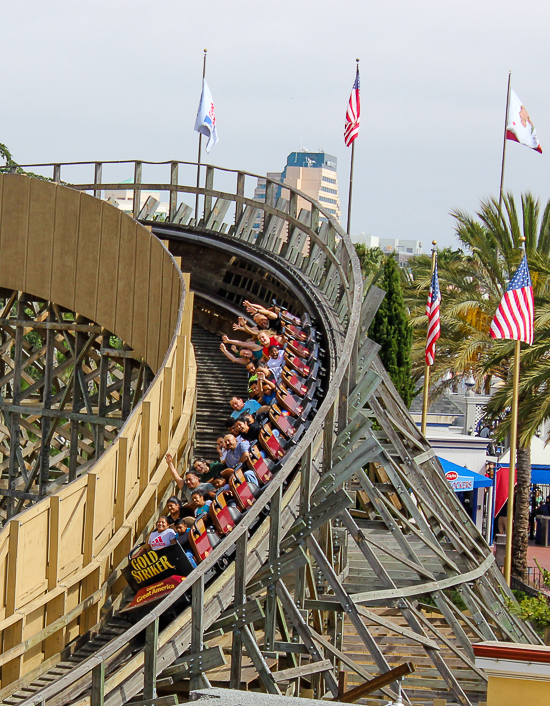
121 308 324 618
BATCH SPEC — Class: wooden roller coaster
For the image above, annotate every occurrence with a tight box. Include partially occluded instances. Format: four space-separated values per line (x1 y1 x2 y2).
0 162 540 706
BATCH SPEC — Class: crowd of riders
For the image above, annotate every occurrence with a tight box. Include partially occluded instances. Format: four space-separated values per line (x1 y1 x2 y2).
139 299 322 570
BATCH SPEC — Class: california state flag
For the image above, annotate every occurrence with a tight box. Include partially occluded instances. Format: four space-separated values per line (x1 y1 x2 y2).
506 89 542 153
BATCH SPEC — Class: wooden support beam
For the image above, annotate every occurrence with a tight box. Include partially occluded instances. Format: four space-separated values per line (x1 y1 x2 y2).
276 580 340 698
264 484 281 651
144 617 159 700
91 662 105 706
306 536 393 678
160 646 226 679
335 662 415 703
272 659 333 683
190 574 209 693
126 697 178 706
230 533 248 690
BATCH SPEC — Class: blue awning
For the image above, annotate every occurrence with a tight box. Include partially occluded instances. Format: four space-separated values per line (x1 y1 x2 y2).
437 456 493 492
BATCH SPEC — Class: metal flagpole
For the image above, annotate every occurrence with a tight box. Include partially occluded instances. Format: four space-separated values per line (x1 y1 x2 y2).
498 71 512 210
346 58 359 235
504 235 526 585
195 49 207 221
421 241 437 437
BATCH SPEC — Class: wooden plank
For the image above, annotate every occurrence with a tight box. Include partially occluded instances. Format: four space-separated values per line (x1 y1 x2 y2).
126 697 177 706
131 235 151 363
336 661 415 703
272 659 333 682
160 646 226 678
115 216 137 354
146 238 163 371
51 183 80 311
143 617 159 700
91 661 105 706
96 204 122 333
75 192 103 323
25 177 55 297
158 250 175 367
0 175 30 292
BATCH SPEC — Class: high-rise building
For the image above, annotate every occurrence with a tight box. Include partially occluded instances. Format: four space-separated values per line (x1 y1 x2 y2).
254 150 341 225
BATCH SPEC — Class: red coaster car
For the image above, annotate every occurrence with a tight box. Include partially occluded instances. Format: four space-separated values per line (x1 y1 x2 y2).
247 445 275 485
209 490 240 535
229 469 257 512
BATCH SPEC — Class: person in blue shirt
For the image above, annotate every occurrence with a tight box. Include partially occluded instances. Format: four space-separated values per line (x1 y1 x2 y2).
230 396 261 419
192 490 212 518
171 518 198 568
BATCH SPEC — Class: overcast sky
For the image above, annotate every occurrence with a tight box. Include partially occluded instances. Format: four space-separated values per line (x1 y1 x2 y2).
2 1 549 250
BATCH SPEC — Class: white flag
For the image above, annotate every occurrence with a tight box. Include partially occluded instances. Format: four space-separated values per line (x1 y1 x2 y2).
194 79 218 153
506 89 542 153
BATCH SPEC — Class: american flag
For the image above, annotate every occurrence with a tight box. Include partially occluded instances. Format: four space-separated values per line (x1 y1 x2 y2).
425 261 441 365
344 68 360 147
490 255 534 345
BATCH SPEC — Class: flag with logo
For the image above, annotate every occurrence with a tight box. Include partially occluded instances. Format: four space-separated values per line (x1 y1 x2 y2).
490 255 534 344
425 260 441 365
506 90 542 153
194 79 218 153
344 68 360 147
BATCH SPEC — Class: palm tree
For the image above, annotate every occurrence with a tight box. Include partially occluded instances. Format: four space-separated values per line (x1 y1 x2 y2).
406 193 550 579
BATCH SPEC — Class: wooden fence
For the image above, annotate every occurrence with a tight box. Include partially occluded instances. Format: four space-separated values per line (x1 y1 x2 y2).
0 175 196 692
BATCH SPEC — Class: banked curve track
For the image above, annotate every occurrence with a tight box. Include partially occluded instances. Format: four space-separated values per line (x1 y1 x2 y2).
0 161 539 706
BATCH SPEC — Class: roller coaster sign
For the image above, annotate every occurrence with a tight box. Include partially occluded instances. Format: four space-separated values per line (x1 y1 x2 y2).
123 544 195 593
125 575 184 612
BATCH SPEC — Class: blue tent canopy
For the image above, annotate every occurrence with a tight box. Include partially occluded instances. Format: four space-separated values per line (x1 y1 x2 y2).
437 456 492 492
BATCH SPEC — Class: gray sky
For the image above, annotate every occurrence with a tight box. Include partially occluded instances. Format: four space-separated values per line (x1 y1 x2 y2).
2 1 549 250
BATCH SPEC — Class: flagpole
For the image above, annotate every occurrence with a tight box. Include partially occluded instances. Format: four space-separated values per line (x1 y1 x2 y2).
195 48 207 221
421 240 437 437
346 58 359 235
504 337 521 585
498 71 512 210
503 235 526 585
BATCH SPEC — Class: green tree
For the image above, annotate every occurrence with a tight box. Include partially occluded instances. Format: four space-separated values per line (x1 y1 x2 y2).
369 255 415 407
354 243 384 280
406 193 550 579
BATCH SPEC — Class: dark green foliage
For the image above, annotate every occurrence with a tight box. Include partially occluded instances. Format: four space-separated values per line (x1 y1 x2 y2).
368 255 415 407
354 243 384 279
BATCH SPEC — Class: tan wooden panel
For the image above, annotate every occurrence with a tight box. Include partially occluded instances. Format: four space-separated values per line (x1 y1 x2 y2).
170 268 182 338
146 239 164 371
0 531 10 623
0 175 30 291
16 510 49 607
131 234 151 362
25 178 55 296
91 450 116 552
74 192 103 323
115 217 137 348
51 184 81 311
158 251 175 367
95 204 122 333
58 483 87 580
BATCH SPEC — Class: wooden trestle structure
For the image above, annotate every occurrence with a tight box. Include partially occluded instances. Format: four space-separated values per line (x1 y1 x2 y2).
0 164 540 706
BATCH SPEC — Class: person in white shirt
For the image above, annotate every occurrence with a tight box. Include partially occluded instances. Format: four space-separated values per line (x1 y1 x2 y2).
137 517 176 555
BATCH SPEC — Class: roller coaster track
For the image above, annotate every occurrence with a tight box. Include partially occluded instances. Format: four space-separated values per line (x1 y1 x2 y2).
0 161 540 706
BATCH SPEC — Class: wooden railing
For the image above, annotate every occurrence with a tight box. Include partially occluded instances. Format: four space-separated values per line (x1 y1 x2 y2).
0 175 196 692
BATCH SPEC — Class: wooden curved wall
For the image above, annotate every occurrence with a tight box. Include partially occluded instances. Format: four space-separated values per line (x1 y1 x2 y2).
0 175 196 692
0 174 181 372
